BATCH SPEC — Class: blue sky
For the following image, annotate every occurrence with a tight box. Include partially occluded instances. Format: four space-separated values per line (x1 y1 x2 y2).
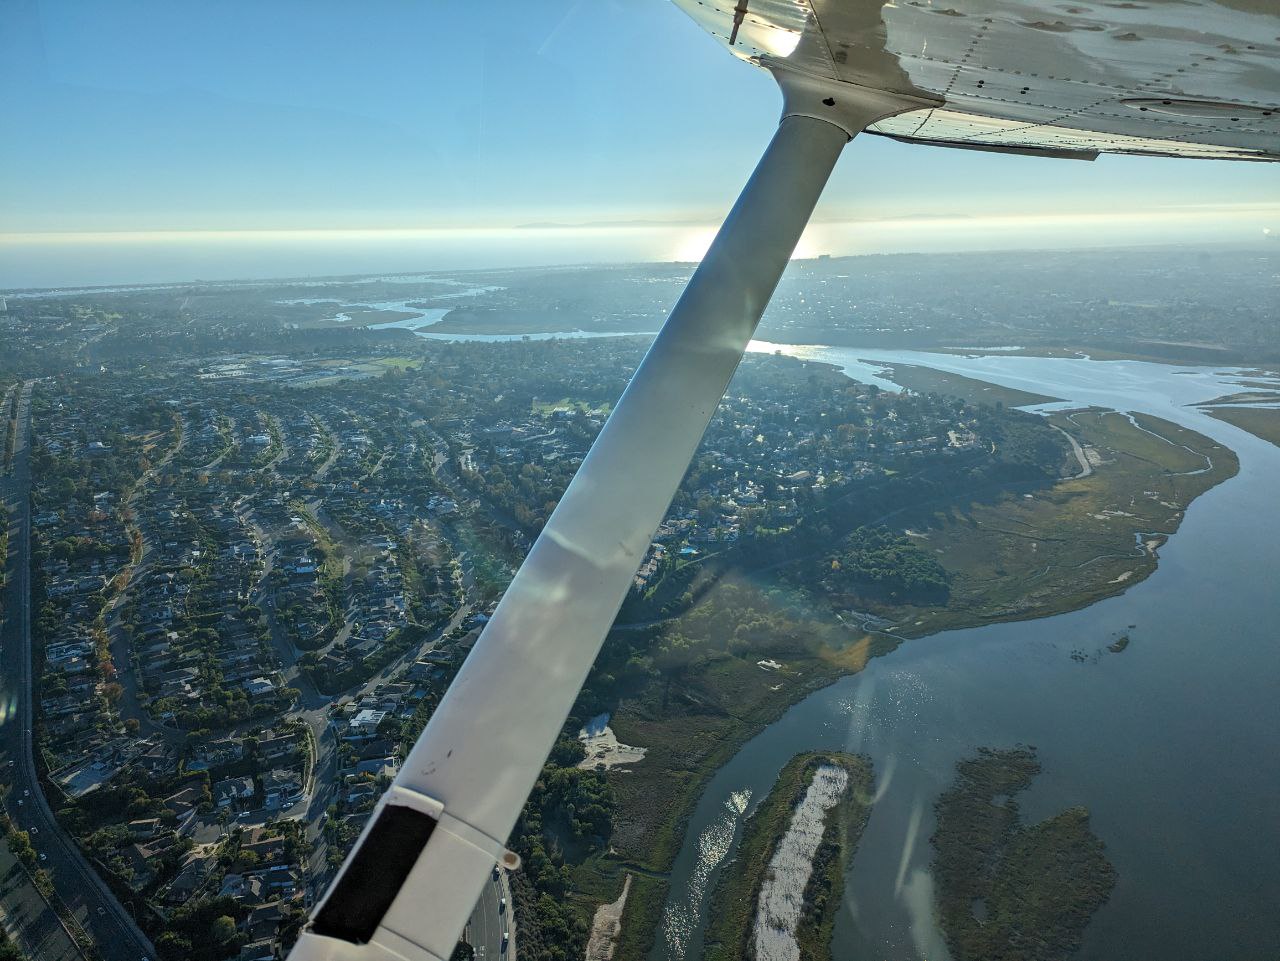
1 0 1276 285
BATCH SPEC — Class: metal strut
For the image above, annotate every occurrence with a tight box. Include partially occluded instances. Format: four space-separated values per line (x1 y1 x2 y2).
289 74 917 961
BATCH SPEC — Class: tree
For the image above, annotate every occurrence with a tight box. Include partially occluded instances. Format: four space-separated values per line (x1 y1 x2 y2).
7 830 36 867
211 915 237 944
0 930 24 961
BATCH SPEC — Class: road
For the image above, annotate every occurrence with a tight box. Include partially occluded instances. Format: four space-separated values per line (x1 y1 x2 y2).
0 842 80 961
1051 422 1093 479
466 867 515 961
0 381 156 961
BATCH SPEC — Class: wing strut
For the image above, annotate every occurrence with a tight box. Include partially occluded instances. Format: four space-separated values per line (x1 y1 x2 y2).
289 73 918 961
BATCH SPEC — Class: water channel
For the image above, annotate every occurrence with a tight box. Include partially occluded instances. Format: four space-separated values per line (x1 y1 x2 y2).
650 347 1280 961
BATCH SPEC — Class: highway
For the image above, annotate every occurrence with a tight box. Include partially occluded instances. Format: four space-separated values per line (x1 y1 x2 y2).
0 825 81 961
466 867 515 961
0 381 156 961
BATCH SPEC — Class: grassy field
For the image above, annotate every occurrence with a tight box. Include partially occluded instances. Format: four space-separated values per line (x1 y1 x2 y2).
309 307 421 328
1205 405 1280 448
703 752 873 961
876 362 1059 407
894 408 1239 636
605 592 889 875
371 356 422 371
290 500 346 630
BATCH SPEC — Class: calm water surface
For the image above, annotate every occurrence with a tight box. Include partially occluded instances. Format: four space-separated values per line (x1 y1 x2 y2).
652 349 1280 961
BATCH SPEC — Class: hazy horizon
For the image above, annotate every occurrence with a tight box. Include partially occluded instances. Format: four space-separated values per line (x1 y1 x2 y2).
3 0 1277 292
4 207 1276 291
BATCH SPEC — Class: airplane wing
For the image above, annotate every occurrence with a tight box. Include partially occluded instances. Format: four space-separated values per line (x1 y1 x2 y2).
673 0 1279 161
288 5 1276 961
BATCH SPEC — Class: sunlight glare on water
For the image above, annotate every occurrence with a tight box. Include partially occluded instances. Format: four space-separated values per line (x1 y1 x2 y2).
660 788 753 960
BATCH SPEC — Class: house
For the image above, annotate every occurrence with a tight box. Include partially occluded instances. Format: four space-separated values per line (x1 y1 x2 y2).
220 873 265 902
352 737 396 762
135 741 178 779
347 709 386 736
239 828 287 866
189 735 244 769
116 845 156 892
163 785 205 817
355 758 399 780
128 818 161 839
213 777 255 809
257 731 302 762
343 782 379 806
242 901 286 943
261 864 301 894
262 769 304 809
163 852 213 905
238 939 276 961
243 676 277 698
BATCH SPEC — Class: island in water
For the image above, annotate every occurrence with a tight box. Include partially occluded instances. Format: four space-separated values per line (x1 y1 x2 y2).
703 752 874 961
932 746 1117 961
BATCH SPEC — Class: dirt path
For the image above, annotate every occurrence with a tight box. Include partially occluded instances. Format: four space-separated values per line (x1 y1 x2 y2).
1051 423 1092 479
585 873 631 961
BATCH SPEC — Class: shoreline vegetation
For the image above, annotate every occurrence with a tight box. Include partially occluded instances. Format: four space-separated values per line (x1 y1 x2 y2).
592 383 1237 960
1203 405 1280 449
843 361 1060 409
932 747 1117 961
703 752 873 961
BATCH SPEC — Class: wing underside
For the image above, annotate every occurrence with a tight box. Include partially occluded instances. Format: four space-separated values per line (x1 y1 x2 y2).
674 0 1280 161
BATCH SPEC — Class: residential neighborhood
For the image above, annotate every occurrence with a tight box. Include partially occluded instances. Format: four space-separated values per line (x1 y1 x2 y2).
1 277 1077 961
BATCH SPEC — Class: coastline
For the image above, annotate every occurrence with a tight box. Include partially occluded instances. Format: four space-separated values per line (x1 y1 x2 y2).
596 383 1239 961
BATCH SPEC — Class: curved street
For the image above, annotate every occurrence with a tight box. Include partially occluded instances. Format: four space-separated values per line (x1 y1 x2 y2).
1 381 156 961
